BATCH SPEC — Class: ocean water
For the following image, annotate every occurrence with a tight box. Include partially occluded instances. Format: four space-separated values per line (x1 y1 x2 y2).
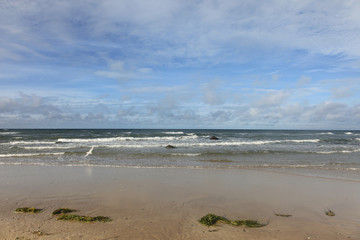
1 129 360 180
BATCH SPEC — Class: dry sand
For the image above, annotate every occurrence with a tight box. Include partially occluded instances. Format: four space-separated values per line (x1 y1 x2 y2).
0 165 359 240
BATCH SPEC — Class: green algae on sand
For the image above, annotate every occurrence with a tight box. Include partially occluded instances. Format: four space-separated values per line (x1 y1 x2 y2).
199 213 266 228
57 214 111 223
14 207 42 214
52 208 76 215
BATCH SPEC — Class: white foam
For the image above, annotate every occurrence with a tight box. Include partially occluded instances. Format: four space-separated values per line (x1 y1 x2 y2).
56 135 198 143
87 139 321 148
0 132 19 135
319 132 334 135
174 139 320 147
162 131 184 135
9 138 321 149
245 164 327 169
0 162 358 175
170 153 202 157
286 139 320 143
0 162 194 169
0 152 65 158
22 146 78 150
8 141 55 145
101 144 167 148
345 132 353 135
346 168 360 171
316 149 360 154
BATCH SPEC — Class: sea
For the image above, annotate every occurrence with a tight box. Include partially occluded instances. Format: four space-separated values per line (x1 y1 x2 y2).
1 129 360 180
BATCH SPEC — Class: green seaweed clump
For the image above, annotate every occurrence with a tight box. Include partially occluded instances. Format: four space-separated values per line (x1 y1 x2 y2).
199 214 227 226
57 214 111 223
198 213 265 228
231 219 266 228
325 209 335 217
15 207 42 214
52 208 76 215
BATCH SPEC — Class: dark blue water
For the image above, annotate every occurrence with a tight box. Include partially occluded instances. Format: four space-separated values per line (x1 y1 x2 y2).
1 129 360 180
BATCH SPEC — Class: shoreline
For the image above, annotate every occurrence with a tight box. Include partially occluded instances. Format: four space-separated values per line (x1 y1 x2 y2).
1 165 359 239
1 162 359 183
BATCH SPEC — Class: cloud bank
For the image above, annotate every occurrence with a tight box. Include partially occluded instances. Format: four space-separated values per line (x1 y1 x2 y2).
0 1 360 129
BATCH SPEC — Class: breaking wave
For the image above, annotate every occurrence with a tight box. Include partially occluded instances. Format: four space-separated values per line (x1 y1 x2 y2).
56 135 198 143
0 152 65 158
162 131 184 134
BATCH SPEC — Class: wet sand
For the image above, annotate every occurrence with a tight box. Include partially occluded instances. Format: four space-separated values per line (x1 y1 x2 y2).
0 165 359 239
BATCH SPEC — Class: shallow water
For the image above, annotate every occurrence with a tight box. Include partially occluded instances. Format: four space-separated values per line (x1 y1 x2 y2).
1 129 360 180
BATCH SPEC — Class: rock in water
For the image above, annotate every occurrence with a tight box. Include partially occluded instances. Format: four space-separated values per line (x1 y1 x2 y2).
210 136 219 140
165 145 176 149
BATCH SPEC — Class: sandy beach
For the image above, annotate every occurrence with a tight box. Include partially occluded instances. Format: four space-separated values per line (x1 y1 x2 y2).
0 165 359 240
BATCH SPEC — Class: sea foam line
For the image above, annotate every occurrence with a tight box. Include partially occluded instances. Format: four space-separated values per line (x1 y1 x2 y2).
51 139 321 149
174 139 320 147
0 132 19 135
0 152 65 158
162 131 184 134
56 135 198 143
0 162 358 174
22 146 79 150
169 153 202 157
7 141 55 145
316 149 360 154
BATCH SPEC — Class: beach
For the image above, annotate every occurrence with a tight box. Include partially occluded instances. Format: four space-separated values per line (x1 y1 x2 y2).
2 0 360 238
1 165 359 240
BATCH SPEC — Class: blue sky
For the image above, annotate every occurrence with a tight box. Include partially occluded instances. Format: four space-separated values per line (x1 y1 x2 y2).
1 0 360 129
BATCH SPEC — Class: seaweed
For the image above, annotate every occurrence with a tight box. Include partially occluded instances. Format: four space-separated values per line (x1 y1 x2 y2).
325 209 335 217
231 219 266 228
199 213 266 228
274 213 292 217
14 207 42 214
52 208 76 215
57 214 111 223
199 214 227 226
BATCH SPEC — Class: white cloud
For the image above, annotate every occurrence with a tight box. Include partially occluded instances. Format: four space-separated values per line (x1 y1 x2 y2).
2 0 360 68
1 1 360 129
248 107 260 118
297 76 311 87
331 86 353 99
95 70 133 81
255 90 290 107
95 60 155 82
0 92 59 114
203 79 225 105
125 86 185 94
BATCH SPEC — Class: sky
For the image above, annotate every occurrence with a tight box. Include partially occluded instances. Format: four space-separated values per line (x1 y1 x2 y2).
0 0 360 129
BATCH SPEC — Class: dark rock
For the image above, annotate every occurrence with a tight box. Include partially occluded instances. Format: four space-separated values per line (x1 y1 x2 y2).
210 136 219 140
165 145 176 149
